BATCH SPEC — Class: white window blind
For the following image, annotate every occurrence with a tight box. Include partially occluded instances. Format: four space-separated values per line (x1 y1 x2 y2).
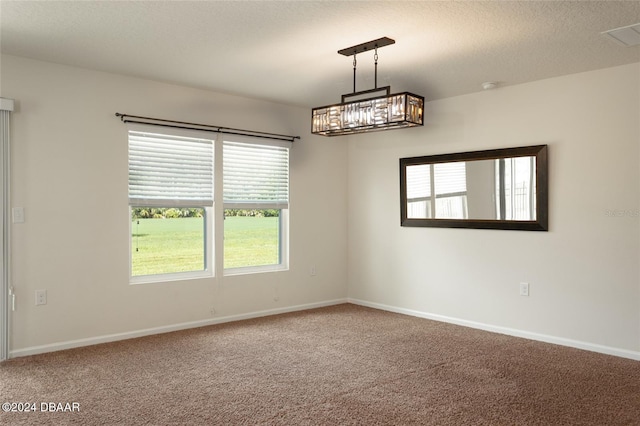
434 162 467 196
406 164 431 199
223 141 289 209
128 131 213 206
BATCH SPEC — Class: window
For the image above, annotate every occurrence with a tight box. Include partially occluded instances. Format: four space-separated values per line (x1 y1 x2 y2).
434 162 467 219
495 156 536 220
127 129 290 282
405 162 467 219
223 139 290 273
406 164 432 218
128 130 213 282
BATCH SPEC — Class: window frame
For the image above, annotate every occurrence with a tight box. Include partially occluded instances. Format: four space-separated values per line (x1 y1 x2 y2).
223 208 289 276
405 162 468 220
221 136 291 276
127 125 215 284
129 206 214 284
127 126 292 283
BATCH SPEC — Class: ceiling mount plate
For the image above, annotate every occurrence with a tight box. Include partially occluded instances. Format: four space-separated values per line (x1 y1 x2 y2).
338 37 395 56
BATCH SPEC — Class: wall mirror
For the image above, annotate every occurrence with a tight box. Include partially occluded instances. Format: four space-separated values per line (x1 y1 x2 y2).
400 145 548 231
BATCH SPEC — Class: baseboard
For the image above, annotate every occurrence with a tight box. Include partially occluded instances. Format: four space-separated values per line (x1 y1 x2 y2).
12 298 638 361
348 298 640 361
9 298 348 358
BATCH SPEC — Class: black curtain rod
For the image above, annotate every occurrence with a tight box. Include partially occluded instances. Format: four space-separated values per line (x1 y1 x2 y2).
115 113 300 143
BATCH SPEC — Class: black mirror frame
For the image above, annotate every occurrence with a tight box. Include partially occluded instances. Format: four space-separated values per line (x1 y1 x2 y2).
400 145 548 231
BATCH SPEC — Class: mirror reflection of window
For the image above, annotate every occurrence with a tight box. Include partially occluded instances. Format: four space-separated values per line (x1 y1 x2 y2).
495 156 536 220
406 164 431 218
400 145 547 231
406 162 468 219
434 162 467 219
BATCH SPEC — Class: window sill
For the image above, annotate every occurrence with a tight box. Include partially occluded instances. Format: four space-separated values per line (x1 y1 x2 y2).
130 270 213 285
223 264 289 277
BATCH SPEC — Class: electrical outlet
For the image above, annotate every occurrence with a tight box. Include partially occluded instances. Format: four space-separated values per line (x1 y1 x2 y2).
35 289 47 305
519 282 530 297
310 265 317 276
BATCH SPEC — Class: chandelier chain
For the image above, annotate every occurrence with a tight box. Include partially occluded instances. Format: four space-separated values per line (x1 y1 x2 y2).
352 53 357 93
374 46 379 89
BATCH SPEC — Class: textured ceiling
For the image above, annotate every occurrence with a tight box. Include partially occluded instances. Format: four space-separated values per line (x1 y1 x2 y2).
1 1 639 108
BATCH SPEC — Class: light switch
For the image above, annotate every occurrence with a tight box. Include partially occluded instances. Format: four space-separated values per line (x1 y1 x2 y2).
12 207 25 223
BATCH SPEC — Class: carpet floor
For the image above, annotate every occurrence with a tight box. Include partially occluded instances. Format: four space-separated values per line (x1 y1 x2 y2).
1 304 639 425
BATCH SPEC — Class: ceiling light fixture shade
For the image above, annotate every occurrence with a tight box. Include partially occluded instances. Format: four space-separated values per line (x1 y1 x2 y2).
311 37 424 137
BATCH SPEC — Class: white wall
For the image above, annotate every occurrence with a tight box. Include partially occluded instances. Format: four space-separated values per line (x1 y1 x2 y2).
3 54 639 360
1 55 348 353
348 63 640 358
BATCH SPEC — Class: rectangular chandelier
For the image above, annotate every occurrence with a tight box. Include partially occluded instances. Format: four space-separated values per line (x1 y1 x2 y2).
311 87 424 136
311 37 425 137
